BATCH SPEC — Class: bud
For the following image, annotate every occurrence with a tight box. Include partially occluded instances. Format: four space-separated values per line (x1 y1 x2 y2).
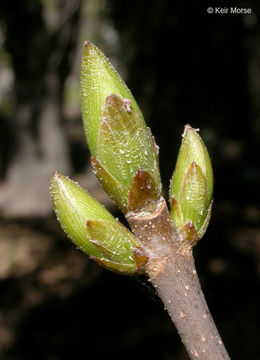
169 125 213 241
81 42 161 212
50 171 146 275
81 41 142 157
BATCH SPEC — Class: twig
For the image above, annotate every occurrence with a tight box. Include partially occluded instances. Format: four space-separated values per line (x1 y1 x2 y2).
127 198 230 360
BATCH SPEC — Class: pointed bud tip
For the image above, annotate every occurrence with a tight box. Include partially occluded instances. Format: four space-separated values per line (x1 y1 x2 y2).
50 171 64 191
52 170 62 180
82 40 95 58
182 124 200 137
185 124 197 131
83 40 90 47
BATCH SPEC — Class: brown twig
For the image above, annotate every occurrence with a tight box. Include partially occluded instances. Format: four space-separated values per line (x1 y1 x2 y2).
127 198 230 360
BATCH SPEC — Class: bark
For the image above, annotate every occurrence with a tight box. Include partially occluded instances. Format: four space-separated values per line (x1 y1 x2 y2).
127 198 230 360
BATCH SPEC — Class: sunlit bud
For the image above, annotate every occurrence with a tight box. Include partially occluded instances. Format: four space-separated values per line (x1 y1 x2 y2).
169 125 213 240
81 42 161 212
50 172 146 275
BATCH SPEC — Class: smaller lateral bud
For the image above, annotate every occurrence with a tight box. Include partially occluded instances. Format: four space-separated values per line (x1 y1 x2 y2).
169 125 213 244
50 172 145 275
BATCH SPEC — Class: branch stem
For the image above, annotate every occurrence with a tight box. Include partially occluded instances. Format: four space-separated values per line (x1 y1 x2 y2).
152 254 230 360
127 198 230 360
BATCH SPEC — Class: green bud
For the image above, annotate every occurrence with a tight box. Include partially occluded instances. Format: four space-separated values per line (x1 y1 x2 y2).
50 171 145 275
81 42 161 212
81 41 142 157
169 125 213 240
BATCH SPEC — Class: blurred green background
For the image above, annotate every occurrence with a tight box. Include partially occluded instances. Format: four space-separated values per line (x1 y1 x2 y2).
0 0 260 359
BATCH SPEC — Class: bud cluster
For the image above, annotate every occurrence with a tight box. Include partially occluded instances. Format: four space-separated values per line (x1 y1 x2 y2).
50 42 214 275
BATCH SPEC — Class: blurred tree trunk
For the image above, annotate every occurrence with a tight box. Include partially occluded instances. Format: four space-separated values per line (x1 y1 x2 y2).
0 0 81 217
